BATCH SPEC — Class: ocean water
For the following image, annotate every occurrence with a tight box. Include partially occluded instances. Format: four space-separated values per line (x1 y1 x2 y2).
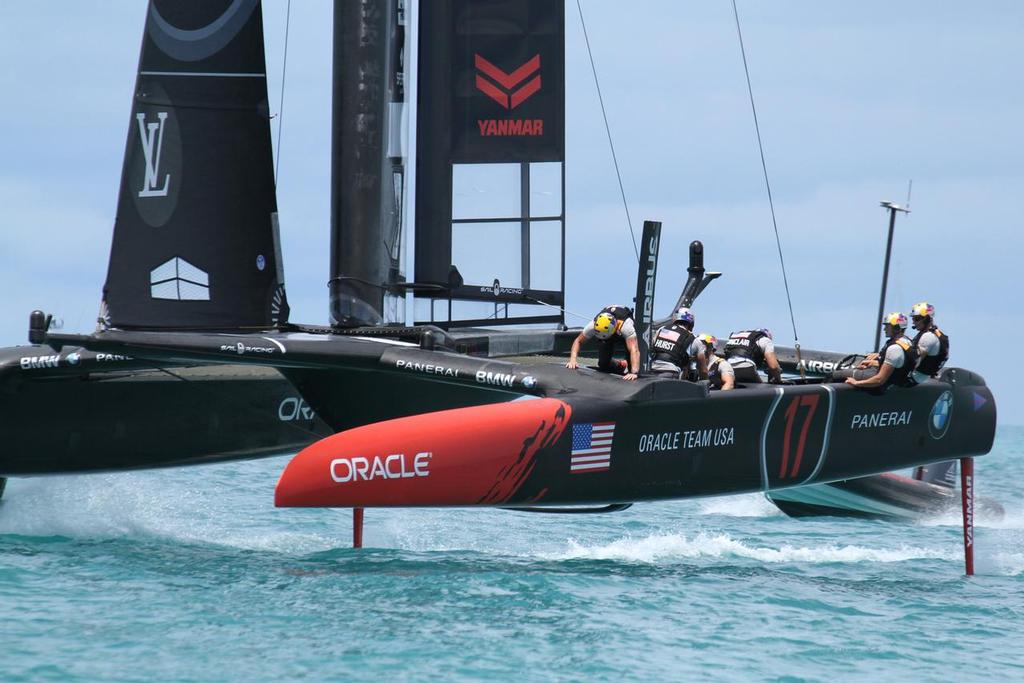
2 429 1022 682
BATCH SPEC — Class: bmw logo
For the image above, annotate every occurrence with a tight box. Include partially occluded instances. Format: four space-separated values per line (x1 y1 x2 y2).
256 254 266 271
492 279 501 297
66 352 81 366
522 375 537 390
929 390 953 440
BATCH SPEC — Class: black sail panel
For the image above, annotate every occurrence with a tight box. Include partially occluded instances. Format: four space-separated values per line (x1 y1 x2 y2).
103 0 288 330
415 0 566 327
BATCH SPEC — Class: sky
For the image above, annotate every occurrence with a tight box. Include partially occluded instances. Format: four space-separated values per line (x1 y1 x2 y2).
1 1 1021 423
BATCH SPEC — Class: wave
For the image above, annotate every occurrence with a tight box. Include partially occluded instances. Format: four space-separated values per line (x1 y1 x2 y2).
0 472 342 555
545 531 952 564
698 493 783 517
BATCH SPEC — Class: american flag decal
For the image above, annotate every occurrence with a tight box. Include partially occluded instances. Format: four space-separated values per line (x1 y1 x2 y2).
570 422 615 473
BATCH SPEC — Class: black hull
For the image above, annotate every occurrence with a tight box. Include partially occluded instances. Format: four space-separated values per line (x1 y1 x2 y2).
0 347 330 476
39 328 997 505
767 473 1005 521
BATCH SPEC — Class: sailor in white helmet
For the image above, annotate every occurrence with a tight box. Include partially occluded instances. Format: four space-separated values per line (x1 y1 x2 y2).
566 305 641 380
649 307 707 380
723 328 783 384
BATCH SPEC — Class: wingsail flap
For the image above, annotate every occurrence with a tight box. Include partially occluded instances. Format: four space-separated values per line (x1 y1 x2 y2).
103 0 288 330
414 0 566 327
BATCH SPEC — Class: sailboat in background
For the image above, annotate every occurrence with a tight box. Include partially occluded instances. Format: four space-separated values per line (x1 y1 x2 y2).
0 0 995 563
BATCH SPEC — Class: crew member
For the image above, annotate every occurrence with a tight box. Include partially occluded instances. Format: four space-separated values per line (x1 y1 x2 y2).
566 305 640 381
649 307 706 380
909 301 949 384
846 312 918 390
723 328 782 384
699 333 735 391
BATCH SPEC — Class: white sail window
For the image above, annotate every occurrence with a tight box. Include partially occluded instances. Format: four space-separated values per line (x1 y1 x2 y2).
451 221 521 288
529 162 562 218
149 256 210 301
529 221 562 292
452 163 520 220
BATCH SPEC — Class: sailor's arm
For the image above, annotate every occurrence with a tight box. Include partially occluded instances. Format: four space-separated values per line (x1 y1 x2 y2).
858 352 881 369
695 349 709 380
623 336 640 381
566 332 587 369
846 361 893 388
764 350 783 383
721 371 735 391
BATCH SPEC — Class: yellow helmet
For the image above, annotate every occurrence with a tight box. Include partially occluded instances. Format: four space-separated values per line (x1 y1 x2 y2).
698 333 717 349
882 312 908 330
910 302 935 319
593 312 618 339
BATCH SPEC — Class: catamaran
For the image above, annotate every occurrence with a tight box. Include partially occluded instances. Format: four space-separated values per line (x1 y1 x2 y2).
1 1 994 572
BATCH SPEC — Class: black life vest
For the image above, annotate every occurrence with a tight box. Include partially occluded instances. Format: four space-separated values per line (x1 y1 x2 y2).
880 335 919 388
725 329 769 366
912 324 949 378
650 323 695 368
597 305 634 337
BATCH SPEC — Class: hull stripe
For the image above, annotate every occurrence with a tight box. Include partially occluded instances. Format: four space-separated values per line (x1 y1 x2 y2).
759 388 785 492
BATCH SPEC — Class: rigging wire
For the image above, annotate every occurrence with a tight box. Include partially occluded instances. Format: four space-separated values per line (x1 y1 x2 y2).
730 0 803 369
526 295 593 323
575 0 640 263
274 0 293 186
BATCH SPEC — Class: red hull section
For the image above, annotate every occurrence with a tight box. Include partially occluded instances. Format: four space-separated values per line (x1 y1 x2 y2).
275 398 571 507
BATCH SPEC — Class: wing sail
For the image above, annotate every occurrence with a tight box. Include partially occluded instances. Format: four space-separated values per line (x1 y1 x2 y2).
103 0 288 330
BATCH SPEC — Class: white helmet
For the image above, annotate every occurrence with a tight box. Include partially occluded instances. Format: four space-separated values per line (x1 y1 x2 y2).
675 307 695 326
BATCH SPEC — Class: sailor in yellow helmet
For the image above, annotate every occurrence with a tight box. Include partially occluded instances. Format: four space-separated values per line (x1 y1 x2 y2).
909 301 949 384
846 312 919 390
698 333 735 391
566 305 641 380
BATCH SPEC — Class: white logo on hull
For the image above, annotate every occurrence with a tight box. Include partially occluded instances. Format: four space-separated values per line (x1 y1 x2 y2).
330 452 432 483
137 112 171 198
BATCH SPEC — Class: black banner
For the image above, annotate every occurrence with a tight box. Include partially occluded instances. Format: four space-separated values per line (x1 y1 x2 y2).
451 0 565 162
415 0 565 287
633 221 662 373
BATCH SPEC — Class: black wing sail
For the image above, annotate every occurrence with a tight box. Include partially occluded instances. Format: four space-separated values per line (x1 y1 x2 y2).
414 0 566 328
102 0 288 330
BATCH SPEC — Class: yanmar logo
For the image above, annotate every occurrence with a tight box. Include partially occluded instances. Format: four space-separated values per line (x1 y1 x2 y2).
475 53 544 137
475 54 541 109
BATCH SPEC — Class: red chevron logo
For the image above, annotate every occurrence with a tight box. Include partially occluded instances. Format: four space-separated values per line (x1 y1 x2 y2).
474 54 542 110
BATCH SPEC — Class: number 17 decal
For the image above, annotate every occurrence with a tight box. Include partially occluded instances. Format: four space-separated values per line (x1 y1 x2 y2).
765 389 830 487
780 394 820 478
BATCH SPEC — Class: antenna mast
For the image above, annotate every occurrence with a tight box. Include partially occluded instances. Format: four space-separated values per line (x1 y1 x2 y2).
873 199 911 351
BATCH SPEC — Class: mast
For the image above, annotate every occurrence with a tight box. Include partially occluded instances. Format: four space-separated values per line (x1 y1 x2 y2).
330 0 406 328
873 201 910 350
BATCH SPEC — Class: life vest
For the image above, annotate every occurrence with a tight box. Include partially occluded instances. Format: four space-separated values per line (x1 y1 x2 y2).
880 335 918 388
724 329 768 366
650 323 695 368
707 355 727 387
597 305 634 337
912 324 949 378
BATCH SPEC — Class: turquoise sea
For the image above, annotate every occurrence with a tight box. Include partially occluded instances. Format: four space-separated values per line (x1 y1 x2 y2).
2 427 1022 681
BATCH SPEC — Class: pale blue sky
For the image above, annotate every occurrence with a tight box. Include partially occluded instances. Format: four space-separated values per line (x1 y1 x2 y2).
1 2 1021 423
